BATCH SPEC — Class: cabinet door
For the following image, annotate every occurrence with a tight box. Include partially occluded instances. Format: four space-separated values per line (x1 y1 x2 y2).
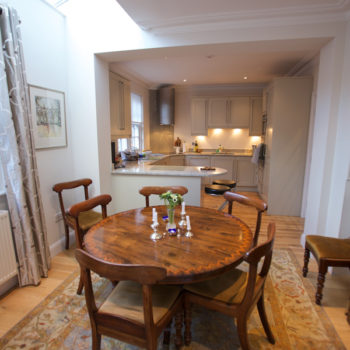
207 98 229 128
249 97 263 136
210 156 234 180
191 98 208 136
186 156 211 184
228 97 250 128
168 155 185 166
236 158 257 187
110 72 131 139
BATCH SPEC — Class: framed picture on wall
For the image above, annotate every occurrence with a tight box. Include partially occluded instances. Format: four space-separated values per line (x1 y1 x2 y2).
29 85 67 149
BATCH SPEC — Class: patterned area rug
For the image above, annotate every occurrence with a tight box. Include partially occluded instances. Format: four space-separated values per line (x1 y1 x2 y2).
0 249 346 350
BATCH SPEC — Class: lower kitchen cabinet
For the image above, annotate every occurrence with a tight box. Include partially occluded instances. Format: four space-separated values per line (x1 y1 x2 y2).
210 157 234 181
235 158 257 187
167 155 185 165
186 156 211 184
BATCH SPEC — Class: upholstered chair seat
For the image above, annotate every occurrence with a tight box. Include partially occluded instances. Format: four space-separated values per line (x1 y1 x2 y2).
303 235 350 305
100 281 182 324
184 269 252 304
65 210 102 232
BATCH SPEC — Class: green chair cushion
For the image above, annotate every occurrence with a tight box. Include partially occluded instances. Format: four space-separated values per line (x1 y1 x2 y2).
306 235 350 260
184 269 250 304
66 210 102 231
99 281 181 324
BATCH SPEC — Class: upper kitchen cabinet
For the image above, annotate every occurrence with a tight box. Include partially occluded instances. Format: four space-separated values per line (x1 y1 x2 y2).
207 96 252 129
109 72 131 139
228 97 250 128
191 98 208 135
249 97 263 136
207 98 229 128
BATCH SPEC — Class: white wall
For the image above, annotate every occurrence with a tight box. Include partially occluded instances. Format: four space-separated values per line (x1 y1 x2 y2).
174 85 263 150
302 20 350 241
5 0 77 253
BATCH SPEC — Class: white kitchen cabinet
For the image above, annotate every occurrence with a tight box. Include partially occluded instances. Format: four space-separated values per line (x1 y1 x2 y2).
191 98 208 136
249 97 263 136
228 97 250 128
167 155 185 166
262 77 313 216
210 156 234 181
109 72 131 139
186 156 211 184
235 157 257 187
207 98 229 128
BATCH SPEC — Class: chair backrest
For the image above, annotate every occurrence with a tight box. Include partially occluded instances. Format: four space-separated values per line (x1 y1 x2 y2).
139 186 188 207
52 178 93 224
224 191 267 247
75 248 167 324
240 222 275 308
68 194 112 248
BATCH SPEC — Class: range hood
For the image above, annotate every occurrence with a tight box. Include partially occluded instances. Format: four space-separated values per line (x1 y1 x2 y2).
159 86 175 125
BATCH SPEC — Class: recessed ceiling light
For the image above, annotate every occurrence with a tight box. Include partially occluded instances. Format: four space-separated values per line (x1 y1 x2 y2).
243 76 248 80
183 79 187 82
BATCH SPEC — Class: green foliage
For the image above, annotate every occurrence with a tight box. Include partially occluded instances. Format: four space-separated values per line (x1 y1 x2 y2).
159 191 183 209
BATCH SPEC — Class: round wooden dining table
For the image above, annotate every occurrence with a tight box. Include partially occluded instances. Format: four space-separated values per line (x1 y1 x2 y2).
83 205 252 284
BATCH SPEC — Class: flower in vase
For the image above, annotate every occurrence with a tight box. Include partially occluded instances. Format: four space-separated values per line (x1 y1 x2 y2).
159 191 183 209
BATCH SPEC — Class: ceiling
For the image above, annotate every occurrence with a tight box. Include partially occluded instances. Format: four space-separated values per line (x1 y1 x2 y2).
97 0 347 87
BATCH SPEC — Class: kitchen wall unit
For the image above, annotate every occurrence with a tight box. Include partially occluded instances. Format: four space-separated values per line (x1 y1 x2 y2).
109 72 131 139
249 97 263 136
191 96 261 134
191 98 208 135
261 77 312 216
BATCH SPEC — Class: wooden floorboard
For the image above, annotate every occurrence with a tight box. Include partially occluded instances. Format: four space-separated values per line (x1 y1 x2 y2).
0 190 349 348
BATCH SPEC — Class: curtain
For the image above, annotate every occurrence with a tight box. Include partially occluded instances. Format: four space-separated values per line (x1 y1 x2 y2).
0 4 51 286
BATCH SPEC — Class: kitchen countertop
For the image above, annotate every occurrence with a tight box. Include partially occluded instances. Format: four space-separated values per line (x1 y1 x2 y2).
112 161 227 177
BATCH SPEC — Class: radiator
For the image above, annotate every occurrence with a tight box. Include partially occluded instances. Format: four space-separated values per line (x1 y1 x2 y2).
0 210 17 285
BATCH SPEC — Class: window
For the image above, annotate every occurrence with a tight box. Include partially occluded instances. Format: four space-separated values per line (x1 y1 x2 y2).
118 92 144 152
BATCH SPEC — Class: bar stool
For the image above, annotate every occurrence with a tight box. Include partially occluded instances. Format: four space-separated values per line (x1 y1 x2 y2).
213 179 236 190
211 180 237 211
204 184 230 195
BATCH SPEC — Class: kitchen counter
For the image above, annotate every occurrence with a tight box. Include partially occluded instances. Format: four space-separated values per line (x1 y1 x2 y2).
112 161 228 177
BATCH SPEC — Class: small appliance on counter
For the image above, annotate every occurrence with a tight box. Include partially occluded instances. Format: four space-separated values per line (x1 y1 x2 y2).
121 150 139 161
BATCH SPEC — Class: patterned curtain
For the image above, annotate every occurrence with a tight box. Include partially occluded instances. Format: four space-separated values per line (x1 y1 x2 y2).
0 5 51 286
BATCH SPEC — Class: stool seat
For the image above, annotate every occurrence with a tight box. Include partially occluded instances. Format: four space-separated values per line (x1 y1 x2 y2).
205 184 230 195
213 180 236 189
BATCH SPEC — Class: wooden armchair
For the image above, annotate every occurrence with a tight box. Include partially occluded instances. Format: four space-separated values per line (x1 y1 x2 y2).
68 194 112 295
75 248 183 350
224 191 268 247
53 178 103 249
183 222 276 350
302 235 350 305
139 186 188 207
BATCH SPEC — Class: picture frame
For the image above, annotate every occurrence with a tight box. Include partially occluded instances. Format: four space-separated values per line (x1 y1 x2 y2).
29 85 67 149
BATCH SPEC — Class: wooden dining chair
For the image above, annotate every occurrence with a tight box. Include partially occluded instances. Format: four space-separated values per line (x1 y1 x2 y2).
53 178 103 249
224 191 268 247
75 248 184 350
302 235 350 305
68 194 112 295
183 222 276 350
139 186 188 207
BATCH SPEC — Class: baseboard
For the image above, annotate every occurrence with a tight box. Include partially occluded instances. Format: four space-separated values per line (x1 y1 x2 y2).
300 232 306 247
49 230 75 257
0 275 18 297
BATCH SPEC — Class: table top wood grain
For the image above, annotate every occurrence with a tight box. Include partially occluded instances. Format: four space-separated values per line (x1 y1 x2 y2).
84 205 252 284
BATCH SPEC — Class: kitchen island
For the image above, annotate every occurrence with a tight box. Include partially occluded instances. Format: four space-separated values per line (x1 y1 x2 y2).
111 159 227 212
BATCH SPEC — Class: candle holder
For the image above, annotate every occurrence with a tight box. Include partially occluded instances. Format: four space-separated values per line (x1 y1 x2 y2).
185 229 194 238
178 212 187 230
150 222 162 240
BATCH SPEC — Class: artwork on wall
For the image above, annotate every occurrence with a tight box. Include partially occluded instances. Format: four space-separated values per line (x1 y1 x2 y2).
29 85 67 149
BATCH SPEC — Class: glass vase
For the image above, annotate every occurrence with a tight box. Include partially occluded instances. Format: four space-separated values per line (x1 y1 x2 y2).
166 207 177 235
